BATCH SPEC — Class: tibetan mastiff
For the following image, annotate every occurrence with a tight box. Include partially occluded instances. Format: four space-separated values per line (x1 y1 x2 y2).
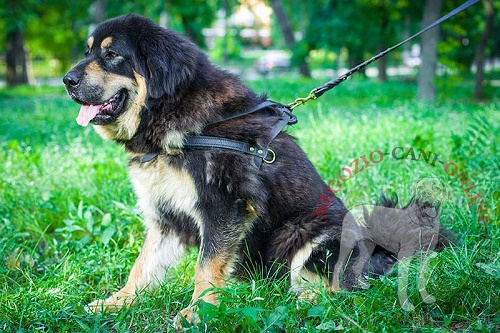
63 14 394 324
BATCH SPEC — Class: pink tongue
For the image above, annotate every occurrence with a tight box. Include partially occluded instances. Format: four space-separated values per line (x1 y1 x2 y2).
76 104 102 127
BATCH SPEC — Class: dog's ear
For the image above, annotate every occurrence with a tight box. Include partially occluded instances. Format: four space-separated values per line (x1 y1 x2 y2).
136 29 199 99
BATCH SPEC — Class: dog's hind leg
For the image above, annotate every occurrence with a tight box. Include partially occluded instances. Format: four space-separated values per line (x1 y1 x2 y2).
87 227 186 312
417 251 438 304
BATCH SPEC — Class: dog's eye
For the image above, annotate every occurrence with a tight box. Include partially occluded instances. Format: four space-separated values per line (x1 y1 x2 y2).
85 48 90 56
106 50 119 59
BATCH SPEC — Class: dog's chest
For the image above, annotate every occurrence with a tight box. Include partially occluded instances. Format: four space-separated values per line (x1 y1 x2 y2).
128 159 202 231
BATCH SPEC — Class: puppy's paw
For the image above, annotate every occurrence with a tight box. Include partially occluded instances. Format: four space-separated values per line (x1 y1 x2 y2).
400 299 415 312
174 306 199 330
296 288 319 304
421 294 436 304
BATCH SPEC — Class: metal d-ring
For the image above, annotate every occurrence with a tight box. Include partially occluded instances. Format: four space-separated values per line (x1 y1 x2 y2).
263 149 276 164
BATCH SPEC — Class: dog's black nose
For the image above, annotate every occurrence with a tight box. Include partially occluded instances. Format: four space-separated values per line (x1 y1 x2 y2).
63 72 80 87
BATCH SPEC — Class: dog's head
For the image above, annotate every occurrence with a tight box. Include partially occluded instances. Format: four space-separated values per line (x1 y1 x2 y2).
63 14 200 140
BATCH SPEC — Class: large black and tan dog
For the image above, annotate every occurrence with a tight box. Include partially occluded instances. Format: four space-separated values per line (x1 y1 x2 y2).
63 14 393 323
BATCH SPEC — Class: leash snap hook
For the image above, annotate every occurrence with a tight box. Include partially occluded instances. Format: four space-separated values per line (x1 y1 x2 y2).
288 91 317 110
263 149 276 164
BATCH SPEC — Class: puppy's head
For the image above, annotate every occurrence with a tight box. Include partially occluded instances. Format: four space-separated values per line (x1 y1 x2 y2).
410 176 448 219
63 14 200 140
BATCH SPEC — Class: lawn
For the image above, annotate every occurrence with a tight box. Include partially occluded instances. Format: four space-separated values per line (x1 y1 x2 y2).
0 78 499 332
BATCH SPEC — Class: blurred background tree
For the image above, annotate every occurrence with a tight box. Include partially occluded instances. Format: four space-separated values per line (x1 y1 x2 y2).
0 0 498 99
418 0 443 102
299 0 422 81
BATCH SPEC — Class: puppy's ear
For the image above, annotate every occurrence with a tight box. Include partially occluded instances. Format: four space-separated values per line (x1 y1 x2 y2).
136 29 199 99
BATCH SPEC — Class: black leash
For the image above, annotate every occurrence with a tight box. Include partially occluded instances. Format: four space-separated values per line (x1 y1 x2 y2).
288 0 481 109
142 0 479 167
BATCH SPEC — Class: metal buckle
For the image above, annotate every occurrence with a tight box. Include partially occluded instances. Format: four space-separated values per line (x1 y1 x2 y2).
263 149 276 164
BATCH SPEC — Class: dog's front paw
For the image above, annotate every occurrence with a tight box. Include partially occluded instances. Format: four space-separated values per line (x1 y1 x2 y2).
421 294 436 304
86 293 135 313
174 306 200 330
87 299 110 313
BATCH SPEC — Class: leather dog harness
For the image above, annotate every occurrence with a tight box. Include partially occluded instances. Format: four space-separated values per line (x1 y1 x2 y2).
140 101 297 168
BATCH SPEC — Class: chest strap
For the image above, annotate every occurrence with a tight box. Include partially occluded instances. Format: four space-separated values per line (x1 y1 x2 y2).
140 101 296 167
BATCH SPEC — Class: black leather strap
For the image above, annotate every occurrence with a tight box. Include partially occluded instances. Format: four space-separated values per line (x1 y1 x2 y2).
208 100 278 125
140 150 162 163
267 104 297 140
140 101 297 167
140 136 269 166
185 136 268 158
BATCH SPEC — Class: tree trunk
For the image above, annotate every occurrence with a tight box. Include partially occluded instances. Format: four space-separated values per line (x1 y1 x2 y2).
377 13 389 82
269 0 311 77
90 0 107 23
222 0 230 64
180 16 198 44
474 0 494 99
88 0 107 35
5 28 29 86
418 0 443 102
377 42 387 81
269 0 294 48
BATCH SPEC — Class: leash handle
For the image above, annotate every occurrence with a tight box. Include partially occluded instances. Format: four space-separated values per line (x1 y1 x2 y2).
289 0 480 108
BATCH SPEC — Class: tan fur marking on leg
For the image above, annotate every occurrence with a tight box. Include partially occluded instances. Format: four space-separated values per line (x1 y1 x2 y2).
176 254 230 327
88 229 186 312
192 255 229 305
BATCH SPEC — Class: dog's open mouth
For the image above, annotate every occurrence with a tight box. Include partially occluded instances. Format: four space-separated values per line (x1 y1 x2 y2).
76 90 128 126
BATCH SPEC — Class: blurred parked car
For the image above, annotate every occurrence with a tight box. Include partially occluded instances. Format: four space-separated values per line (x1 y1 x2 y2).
253 51 291 75
402 44 422 67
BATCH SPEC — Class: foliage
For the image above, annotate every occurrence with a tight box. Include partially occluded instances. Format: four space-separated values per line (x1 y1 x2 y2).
209 32 244 62
0 0 221 71
305 1 414 62
439 0 500 74
26 0 94 69
1 0 498 83
271 0 422 70
275 0 499 78
0 78 499 332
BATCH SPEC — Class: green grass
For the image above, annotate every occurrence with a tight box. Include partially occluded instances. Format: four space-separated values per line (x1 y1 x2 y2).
1 78 499 332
